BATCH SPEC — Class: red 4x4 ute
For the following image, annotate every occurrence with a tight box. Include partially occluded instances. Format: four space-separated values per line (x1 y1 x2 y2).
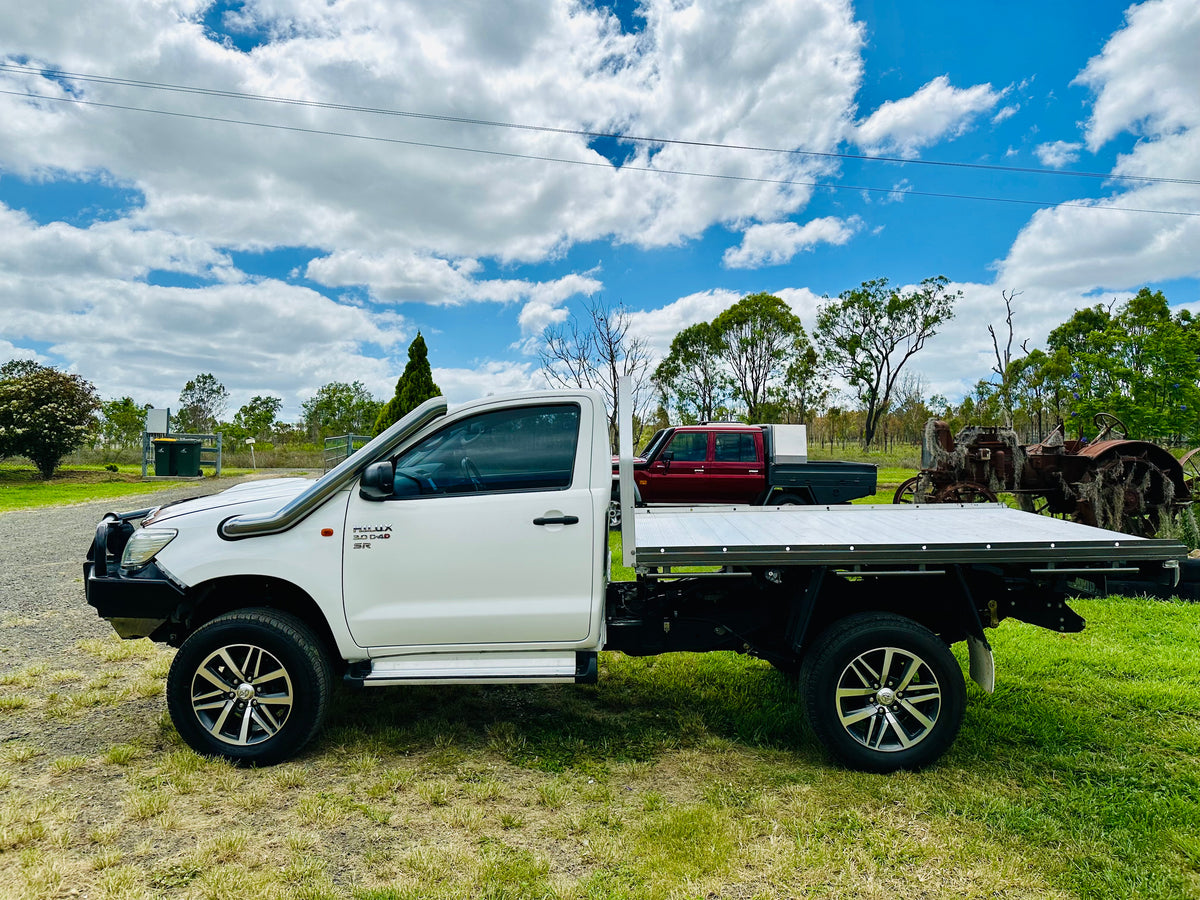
610 423 876 525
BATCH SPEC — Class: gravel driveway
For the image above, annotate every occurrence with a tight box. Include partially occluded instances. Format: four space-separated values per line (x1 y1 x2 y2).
0 475 303 754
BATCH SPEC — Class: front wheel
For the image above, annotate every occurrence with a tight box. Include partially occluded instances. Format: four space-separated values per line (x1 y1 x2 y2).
800 613 965 772
166 608 333 765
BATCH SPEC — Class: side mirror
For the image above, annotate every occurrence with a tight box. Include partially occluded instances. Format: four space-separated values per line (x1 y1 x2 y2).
359 461 395 501
661 450 674 470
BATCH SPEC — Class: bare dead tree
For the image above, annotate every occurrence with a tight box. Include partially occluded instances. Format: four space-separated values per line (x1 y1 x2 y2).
539 298 652 449
989 289 1028 427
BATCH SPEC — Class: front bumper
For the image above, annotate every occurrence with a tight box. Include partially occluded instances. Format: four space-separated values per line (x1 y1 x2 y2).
85 511 187 640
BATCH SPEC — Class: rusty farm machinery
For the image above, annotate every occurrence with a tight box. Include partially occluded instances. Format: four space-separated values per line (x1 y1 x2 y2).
893 413 1198 538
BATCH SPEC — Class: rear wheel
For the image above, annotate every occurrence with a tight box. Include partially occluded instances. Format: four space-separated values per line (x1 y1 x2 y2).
608 500 622 529
800 613 965 772
166 608 333 765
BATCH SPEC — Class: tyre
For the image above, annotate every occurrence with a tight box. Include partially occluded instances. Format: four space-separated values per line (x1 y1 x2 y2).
166 608 333 765
799 613 965 773
608 499 622 529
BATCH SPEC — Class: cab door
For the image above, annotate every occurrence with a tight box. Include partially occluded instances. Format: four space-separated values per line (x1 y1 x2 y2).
706 430 766 502
341 399 596 649
642 430 710 502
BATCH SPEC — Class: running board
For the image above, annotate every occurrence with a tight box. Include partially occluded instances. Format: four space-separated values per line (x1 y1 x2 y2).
345 651 597 687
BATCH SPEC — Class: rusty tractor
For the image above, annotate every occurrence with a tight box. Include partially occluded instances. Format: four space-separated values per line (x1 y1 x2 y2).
892 413 1196 537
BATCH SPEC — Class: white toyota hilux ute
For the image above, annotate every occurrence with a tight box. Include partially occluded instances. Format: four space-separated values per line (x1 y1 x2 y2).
86 385 1185 772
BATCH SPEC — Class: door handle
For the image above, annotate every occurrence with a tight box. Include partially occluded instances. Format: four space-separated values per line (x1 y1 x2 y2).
533 515 579 526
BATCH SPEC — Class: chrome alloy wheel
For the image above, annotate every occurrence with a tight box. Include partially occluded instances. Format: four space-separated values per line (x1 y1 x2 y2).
834 646 942 753
190 643 294 747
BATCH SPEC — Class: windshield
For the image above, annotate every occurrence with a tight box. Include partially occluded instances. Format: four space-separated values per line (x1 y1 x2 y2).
638 429 666 459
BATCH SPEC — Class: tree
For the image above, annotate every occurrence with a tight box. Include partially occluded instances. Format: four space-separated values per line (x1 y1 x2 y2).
176 374 229 434
302 381 382 441
1041 289 1200 441
772 336 830 425
712 293 806 423
0 362 101 478
100 397 148 450
232 396 283 446
0 359 42 380
539 298 652 448
653 321 730 423
374 333 443 435
987 289 1029 428
816 276 960 448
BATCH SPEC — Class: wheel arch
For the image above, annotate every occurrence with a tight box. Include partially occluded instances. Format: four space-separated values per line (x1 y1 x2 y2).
167 576 342 667
803 575 973 648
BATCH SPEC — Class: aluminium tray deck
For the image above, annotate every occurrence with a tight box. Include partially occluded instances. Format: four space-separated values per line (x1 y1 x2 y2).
630 503 1186 569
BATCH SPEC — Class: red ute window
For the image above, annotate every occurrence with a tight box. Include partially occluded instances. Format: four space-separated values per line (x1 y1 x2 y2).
713 433 756 462
666 432 707 462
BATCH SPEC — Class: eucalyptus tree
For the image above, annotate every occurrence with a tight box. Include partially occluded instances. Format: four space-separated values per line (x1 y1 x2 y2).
816 276 959 448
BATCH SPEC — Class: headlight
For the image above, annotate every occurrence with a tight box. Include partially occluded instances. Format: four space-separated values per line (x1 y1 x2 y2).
120 528 178 571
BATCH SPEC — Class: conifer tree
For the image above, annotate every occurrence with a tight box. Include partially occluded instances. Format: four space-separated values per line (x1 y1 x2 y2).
373 333 442 434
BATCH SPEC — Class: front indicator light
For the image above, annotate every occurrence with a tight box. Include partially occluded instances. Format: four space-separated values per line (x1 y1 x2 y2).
120 528 178 571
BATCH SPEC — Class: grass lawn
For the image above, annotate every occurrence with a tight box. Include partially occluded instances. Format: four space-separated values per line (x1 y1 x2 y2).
2 595 1196 898
0 466 272 512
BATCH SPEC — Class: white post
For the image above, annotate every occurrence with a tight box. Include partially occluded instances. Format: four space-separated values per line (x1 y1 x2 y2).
618 376 636 567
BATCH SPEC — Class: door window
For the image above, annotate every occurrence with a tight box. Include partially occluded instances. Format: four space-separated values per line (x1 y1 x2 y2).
390 404 580 496
713 432 757 462
664 431 708 462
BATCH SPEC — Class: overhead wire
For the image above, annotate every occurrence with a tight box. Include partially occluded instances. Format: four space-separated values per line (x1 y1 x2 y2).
0 63 1197 218
3 62 1197 187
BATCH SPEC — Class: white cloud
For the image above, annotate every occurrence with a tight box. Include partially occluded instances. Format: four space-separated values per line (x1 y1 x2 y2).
435 361 540 403
0 204 406 416
997 0 1200 295
623 289 745 360
855 75 1003 158
722 216 861 269
305 249 601 311
992 104 1019 124
0 0 873 412
775 287 826 325
1034 140 1083 168
0 0 865 261
1074 0 1200 150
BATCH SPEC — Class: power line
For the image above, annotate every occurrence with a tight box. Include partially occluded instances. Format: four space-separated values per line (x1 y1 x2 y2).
2 85 1198 219
4 62 1199 188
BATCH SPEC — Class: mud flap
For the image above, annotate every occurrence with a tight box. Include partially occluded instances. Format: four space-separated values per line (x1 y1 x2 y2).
967 634 995 693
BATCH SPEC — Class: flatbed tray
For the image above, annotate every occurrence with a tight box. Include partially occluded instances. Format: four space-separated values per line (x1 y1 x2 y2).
631 503 1186 569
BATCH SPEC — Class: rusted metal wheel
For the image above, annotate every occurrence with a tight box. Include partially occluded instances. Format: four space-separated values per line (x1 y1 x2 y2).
1092 412 1129 441
933 481 998 504
1087 454 1174 537
892 476 923 504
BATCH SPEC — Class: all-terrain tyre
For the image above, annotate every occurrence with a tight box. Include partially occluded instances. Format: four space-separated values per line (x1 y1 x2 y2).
799 613 965 773
166 608 333 765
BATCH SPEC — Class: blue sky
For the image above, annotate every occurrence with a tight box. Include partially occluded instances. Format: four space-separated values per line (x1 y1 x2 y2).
1 0 1197 420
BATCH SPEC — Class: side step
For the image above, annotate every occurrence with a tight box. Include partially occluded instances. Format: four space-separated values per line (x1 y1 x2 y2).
345 651 597 687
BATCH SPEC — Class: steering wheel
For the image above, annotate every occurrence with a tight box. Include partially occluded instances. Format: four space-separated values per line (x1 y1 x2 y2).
461 457 483 491
1093 412 1129 442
